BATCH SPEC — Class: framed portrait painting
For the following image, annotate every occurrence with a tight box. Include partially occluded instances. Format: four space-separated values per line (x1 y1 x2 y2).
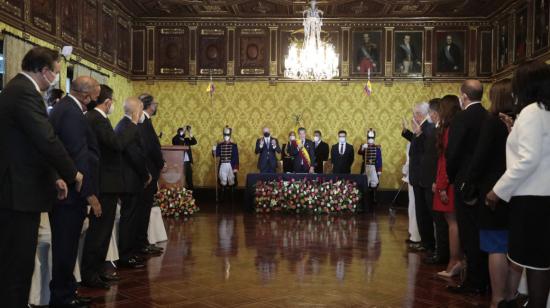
351 31 382 75
393 31 423 76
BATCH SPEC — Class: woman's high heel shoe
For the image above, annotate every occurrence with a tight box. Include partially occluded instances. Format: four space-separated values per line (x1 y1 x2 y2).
437 262 465 278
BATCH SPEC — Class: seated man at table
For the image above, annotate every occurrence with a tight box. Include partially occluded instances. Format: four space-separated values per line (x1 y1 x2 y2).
290 127 316 173
331 130 354 174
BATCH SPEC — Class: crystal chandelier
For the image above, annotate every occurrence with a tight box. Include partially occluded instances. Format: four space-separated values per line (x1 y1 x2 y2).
284 0 339 80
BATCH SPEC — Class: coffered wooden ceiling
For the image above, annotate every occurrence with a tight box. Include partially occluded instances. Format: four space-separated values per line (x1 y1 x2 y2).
117 0 509 19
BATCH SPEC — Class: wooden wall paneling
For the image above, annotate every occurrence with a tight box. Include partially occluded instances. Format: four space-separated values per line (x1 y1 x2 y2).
117 16 130 70
60 0 78 45
82 0 98 55
188 26 197 76
384 27 394 77
101 3 116 63
227 26 235 76
29 0 56 35
198 28 226 75
237 27 268 76
155 27 188 76
0 0 24 20
513 4 528 63
424 27 433 77
468 26 478 76
132 26 146 74
341 27 349 78
146 26 155 75
479 29 494 75
269 26 277 77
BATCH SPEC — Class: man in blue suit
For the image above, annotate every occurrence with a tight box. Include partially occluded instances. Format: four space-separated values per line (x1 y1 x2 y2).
48 76 102 308
255 127 281 173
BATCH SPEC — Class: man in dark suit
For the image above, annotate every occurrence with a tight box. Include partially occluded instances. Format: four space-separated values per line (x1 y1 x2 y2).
48 76 101 307
401 102 437 254
438 35 462 72
446 80 489 294
137 94 165 255
255 127 281 173
330 130 354 174
171 125 197 190
313 130 329 174
0 47 81 308
290 127 316 173
115 97 152 269
81 85 138 289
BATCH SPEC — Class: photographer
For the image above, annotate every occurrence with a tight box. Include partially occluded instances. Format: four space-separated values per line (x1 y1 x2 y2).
172 125 198 190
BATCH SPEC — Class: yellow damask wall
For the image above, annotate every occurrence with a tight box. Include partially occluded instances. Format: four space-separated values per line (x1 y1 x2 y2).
134 81 490 189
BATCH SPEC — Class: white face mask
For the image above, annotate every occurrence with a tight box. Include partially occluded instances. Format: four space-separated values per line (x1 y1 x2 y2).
139 113 145 123
224 135 230 142
289 136 296 141
43 72 59 91
367 138 374 144
313 136 320 142
179 131 184 136
339 137 346 144
107 102 115 115
459 97 465 109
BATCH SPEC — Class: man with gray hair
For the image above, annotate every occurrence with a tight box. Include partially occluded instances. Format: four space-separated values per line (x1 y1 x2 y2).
402 100 437 256
115 97 151 269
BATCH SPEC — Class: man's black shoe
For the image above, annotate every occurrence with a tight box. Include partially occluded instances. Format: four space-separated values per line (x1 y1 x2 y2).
118 257 145 269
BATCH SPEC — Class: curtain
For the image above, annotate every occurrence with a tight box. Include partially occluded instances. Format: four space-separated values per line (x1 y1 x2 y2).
4 34 35 83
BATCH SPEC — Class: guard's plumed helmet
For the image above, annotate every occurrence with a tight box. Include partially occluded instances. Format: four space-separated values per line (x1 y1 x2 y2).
367 128 376 139
223 126 232 136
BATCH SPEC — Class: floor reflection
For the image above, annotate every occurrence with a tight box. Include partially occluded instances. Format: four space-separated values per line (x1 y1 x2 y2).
83 208 491 307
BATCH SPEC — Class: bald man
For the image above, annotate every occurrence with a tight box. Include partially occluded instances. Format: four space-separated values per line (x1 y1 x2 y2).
115 97 151 269
48 76 102 307
446 79 489 294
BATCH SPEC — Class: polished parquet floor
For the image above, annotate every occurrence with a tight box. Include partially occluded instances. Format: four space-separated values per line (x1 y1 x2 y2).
81 203 491 308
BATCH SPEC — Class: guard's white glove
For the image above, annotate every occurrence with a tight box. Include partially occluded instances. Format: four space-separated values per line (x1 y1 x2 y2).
212 145 217 151
362 144 368 150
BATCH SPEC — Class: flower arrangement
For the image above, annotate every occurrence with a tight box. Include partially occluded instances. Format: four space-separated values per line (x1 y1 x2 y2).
154 187 199 217
254 178 361 214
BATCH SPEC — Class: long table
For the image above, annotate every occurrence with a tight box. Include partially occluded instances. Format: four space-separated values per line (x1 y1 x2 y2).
245 173 369 212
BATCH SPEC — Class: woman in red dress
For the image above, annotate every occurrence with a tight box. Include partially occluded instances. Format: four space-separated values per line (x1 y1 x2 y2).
433 95 464 277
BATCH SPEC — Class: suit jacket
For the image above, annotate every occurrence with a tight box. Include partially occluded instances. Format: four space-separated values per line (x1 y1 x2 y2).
115 116 149 194
331 143 355 174
402 120 436 187
466 114 509 229
446 103 488 185
255 137 281 171
0 74 77 212
86 109 136 194
314 141 330 173
290 139 316 171
139 116 164 181
171 134 197 163
49 96 96 201
281 143 295 173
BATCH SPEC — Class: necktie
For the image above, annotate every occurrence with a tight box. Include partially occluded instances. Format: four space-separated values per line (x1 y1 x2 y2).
340 144 344 155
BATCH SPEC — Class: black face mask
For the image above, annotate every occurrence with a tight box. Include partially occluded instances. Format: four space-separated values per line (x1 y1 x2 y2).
263 132 270 138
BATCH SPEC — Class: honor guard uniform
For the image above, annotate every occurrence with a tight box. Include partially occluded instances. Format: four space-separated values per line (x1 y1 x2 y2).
358 128 383 204
213 127 239 201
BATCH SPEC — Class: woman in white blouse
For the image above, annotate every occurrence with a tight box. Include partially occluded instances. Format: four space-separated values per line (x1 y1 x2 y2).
487 60 550 308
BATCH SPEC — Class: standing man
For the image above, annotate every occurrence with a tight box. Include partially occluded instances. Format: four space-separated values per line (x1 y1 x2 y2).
330 130 354 174
358 129 383 204
291 128 316 173
446 80 489 294
255 127 281 173
81 85 139 289
171 125 197 190
48 76 102 307
137 94 165 255
115 97 151 269
402 103 436 254
0 47 81 308
213 127 239 201
313 130 329 174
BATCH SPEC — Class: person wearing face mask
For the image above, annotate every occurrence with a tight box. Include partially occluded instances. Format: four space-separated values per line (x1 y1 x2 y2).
48 76 103 307
136 94 165 256
313 130 329 174
255 127 281 173
281 132 296 173
0 47 83 307
330 130 354 174
171 125 197 190
445 79 489 295
80 85 139 290
213 126 239 202
290 127 316 174
358 129 383 204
